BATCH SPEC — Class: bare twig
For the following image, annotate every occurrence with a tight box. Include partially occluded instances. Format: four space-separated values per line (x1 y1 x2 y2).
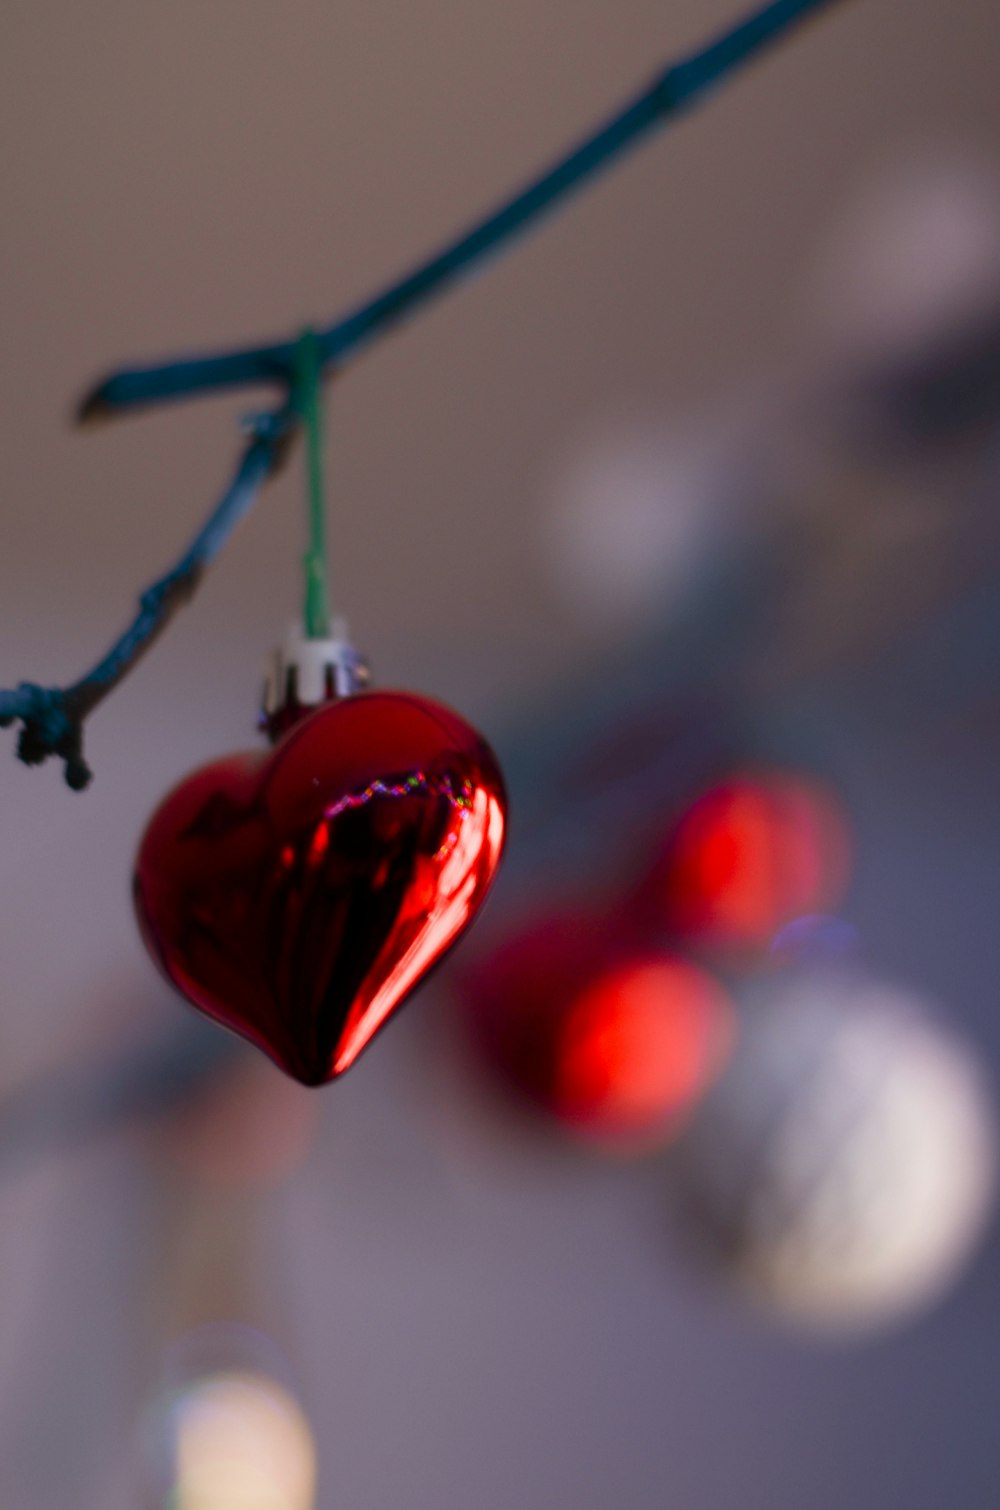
0 409 292 787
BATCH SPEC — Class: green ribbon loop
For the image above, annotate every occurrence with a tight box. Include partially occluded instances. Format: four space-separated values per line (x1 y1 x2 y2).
293 327 330 640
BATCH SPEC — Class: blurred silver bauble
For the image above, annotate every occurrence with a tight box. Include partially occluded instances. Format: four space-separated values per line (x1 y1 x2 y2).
800 150 1000 365
669 967 998 1335
539 419 744 638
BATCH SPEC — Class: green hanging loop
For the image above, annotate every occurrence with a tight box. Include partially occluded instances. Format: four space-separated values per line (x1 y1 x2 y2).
293 327 331 640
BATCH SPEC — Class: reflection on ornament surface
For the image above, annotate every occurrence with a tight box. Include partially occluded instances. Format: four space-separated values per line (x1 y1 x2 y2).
135 692 507 1086
647 772 852 952
463 914 734 1151
671 968 998 1334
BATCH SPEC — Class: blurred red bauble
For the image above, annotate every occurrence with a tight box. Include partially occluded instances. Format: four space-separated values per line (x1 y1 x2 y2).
642 770 852 953
135 691 507 1087
462 914 733 1149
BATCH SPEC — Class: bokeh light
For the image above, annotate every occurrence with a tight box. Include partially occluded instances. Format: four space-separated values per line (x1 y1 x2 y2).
769 912 860 964
647 771 852 952
152 1367 316 1510
462 915 734 1150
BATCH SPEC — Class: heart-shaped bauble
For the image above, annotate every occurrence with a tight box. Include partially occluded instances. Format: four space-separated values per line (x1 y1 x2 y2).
134 692 507 1085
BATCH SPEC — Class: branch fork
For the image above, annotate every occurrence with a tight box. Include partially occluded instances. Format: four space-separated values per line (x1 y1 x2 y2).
0 0 849 788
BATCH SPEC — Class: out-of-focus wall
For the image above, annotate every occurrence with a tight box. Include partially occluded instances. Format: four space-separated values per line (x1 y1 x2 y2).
1 3 1000 1507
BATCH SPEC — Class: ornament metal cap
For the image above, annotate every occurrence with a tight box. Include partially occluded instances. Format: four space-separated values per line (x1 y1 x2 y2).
262 617 371 739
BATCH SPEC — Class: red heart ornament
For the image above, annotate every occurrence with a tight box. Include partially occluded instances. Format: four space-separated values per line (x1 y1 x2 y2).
134 691 507 1086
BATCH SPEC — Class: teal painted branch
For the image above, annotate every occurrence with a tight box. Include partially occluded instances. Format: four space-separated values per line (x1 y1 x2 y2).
0 409 292 787
4 0 851 786
79 0 849 420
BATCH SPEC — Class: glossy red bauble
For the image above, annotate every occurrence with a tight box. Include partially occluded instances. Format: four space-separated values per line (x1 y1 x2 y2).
134 692 507 1086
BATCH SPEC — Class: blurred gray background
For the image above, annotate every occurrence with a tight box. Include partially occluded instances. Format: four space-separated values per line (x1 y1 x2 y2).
1 1 1000 1506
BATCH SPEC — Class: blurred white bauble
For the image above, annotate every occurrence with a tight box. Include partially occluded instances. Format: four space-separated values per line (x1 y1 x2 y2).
670 968 998 1335
161 1369 316 1510
144 1326 317 1510
540 420 741 637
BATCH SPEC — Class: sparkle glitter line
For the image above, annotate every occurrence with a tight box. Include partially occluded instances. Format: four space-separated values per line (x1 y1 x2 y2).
322 771 474 822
